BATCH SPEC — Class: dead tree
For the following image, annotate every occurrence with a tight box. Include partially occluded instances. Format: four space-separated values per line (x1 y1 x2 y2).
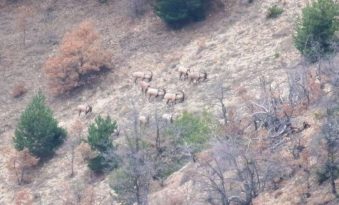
251 77 311 150
154 109 162 156
320 109 339 196
16 5 34 47
111 108 153 205
198 153 233 205
216 84 228 125
5 148 38 185
288 68 310 109
199 138 288 205
131 0 148 18
68 119 84 177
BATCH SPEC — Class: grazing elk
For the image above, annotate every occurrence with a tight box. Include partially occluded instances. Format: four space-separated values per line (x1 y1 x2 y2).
164 91 185 105
188 71 207 83
145 87 166 100
139 115 149 126
139 81 151 94
76 104 92 116
132 70 153 83
161 113 174 123
178 67 190 80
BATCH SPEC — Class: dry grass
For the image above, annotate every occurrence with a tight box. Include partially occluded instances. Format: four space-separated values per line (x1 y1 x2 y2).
15 5 34 46
76 142 93 162
0 0 336 204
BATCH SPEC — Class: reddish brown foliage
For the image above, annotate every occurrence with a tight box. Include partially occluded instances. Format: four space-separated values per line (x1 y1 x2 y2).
44 21 112 95
5 148 39 185
14 188 33 205
11 82 27 98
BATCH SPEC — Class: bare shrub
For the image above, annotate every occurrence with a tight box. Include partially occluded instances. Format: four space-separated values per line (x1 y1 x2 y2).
130 0 148 18
110 109 153 205
14 188 33 205
5 148 39 185
76 142 93 162
56 182 95 205
15 5 34 47
198 138 288 205
44 20 112 95
81 186 96 205
67 119 84 177
250 77 311 150
11 82 27 98
315 109 339 196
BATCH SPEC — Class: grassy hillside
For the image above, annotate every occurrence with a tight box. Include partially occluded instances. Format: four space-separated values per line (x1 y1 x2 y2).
0 0 338 204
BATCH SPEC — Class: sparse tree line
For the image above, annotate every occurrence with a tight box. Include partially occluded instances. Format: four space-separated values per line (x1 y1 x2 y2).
6 91 215 204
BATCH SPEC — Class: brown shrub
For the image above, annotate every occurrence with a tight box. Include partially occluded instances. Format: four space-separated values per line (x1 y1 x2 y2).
81 186 95 205
76 142 93 162
11 82 27 98
5 148 39 185
44 21 112 95
14 188 33 205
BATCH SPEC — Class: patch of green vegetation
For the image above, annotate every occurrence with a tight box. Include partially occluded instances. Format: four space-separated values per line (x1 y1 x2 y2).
87 115 119 173
172 111 213 152
266 5 284 19
155 0 206 28
14 91 66 159
294 0 339 62
316 163 339 185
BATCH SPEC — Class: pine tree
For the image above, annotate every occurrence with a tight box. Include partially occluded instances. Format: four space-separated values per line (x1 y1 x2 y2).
87 115 119 172
155 0 205 27
14 91 66 159
294 0 339 62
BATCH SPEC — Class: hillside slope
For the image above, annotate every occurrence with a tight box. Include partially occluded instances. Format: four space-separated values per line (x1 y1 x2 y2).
0 0 337 204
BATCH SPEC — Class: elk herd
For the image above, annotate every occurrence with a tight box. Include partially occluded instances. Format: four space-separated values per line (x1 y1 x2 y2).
133 67 207 105
76 67 208 126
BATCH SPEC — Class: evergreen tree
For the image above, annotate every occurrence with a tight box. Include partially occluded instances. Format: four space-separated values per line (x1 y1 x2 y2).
87 115 119 172
294 0 338 61
155 0 205 27
14 91 66 159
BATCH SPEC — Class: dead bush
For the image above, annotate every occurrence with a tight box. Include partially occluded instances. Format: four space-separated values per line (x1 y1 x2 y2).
76 142 93 162
81 186 96 205
14 188 33 205
5 148 39 185
44 20 112 95
11 82 27 98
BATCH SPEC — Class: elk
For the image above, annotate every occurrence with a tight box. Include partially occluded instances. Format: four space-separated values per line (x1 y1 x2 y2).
139 115 149 126
76 104 92 116
145 87 166 100
178 67 190 80
164 91 185 105
139 81 151 94
188 71 207 83
161 113 174 123
132 70 153 83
